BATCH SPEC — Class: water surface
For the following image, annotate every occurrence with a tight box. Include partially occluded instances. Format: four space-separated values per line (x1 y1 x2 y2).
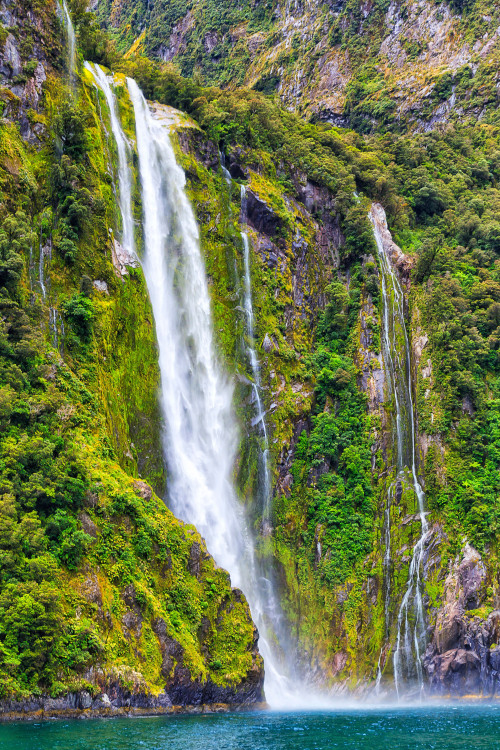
2 706 500 749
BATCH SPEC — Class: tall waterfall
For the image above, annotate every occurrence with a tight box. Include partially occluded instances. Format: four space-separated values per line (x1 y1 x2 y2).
240 186 272 527
126 78 300 705
84 63 136 258
127 78 247 582
369 203 428 697
60 1 76 80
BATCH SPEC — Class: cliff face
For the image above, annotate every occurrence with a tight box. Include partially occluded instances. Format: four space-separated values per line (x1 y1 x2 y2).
0 1 263 715
2 0 500 708
97 0 500 130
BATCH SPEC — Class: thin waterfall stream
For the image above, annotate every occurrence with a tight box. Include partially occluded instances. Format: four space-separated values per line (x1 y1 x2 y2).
240 186 272 529
84 63 136 260
369 203 429 697
60 1 76 81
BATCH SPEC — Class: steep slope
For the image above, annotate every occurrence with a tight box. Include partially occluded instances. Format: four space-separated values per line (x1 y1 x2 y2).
2 0 500 706
0 0 263 716
123 69 500 693
96 0 500 130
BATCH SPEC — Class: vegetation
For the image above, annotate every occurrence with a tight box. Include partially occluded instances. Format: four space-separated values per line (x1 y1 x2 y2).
1 0 500 699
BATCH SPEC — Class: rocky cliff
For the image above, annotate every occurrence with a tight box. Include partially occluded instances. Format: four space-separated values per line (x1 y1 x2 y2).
1 0 500 708
0 0 264 716
97 0 500 131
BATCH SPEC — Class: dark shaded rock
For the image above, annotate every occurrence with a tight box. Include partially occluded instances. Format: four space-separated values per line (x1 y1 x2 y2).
153 617 185 679
245 190 281 237
228 161 247 180
188 541 203 578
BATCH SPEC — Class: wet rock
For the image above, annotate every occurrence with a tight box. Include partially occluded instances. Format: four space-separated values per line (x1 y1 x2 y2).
93 280 109 294
262 333 274 353
188 541 203 578
370 203 413 282
245 190 281 237
423 544 497 695
228 161 246 180
111 238 138 277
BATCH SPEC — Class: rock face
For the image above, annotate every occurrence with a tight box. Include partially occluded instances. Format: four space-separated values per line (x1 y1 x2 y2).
0 677 263 722
0 0 57 144
245 190 282 237
100 0 500 130
424 544 500 696
0 618 264 721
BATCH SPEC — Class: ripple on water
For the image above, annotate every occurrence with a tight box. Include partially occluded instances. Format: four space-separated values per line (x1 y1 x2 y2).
1 705 500 750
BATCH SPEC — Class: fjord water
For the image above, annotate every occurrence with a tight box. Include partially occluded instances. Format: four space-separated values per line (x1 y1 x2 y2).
369 204 429 696
2 706 500 749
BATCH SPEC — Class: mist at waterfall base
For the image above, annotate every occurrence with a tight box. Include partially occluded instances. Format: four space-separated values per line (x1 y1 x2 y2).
3 705 500 749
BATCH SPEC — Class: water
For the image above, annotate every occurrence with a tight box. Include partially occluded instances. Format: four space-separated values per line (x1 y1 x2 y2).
2 706 500 749
240 186 272 527
369 204 429 696
85 63 136 258
126 79 293 705
60 1 76 80
39 241 47 299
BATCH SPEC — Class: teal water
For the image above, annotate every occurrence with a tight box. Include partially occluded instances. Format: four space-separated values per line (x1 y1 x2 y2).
1 706 500 750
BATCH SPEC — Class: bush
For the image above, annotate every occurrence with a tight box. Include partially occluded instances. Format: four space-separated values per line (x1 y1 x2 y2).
62 293 94 343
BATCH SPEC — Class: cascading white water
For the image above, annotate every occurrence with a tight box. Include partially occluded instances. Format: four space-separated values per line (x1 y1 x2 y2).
84 63 136 258
60 1 76 80
126 79 300 706
83 68 332 706
39 244 46 299
369 203 429 697
128 78 247 580
240 186 272 526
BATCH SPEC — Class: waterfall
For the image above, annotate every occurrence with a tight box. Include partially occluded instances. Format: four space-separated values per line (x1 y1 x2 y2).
60 1 77 80
86 68 329 705
39 244 46 299
38 238 52 300
369 203 429 697
128 77 248 579
84 63 136 258
240 187 272 527
126 78 301 705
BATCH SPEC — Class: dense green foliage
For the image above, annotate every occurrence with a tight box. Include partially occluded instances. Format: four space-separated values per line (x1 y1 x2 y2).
2 0 500 699
285 279 374 585
91 0 500 134
0 3 261 700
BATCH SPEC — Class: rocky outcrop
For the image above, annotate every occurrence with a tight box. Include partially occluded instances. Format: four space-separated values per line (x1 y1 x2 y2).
0 678 264 722
0 609 264 721
245 190 282 237
424 544 500 696
0 0 58 144
369 202 414 283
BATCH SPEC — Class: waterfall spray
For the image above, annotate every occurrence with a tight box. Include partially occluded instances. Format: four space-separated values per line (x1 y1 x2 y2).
369 203 429 697
126 78 302 705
